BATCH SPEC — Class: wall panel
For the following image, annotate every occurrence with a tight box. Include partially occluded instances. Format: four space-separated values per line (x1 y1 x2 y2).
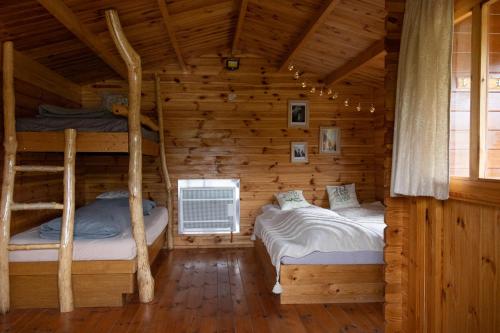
82 70 380 248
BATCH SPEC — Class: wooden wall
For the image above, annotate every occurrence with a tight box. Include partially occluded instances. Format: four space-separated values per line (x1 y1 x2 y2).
405 195 499 333
0 76 81 235
81 57 381 248
385 0 500 332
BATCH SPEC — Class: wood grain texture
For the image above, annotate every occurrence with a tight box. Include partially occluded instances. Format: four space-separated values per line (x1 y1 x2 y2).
406 197 499 333
383 1 407 332
17 132 159 156
36 0 128 79
1 248 384 332
8 229 166 310
255 239 384 305
105 8 154 304
57 128 77 313
81 68 380 249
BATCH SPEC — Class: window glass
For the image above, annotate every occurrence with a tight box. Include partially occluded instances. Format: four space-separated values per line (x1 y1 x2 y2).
450 16 472 177
484 1 500 179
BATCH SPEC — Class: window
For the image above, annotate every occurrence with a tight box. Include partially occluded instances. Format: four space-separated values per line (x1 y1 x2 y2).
450 0 500 180
483 0 500 178
450 15 472 177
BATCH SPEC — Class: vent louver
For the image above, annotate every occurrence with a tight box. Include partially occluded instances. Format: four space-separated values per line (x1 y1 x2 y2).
178 179 240 234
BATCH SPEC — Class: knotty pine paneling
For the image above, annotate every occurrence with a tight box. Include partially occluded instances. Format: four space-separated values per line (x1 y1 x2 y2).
406 197 499 333
383 1 407 332
82 71 380 248
0 78 81 235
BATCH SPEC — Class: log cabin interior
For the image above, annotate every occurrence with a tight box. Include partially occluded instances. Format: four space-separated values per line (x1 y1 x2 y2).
0 0 498 332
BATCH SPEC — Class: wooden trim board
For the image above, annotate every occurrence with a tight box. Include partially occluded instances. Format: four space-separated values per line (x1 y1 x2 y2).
17 132 159 156
9 229 166 309
254 239 384 304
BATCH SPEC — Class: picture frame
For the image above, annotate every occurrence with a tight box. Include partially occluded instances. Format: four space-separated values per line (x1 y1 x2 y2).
319 127 341 154
290 142 308 163
288 100 309 128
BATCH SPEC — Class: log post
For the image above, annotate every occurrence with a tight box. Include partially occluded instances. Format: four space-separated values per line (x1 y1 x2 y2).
0 41 17 314
58 128 76 312
105 9 154 303
155 73 174 250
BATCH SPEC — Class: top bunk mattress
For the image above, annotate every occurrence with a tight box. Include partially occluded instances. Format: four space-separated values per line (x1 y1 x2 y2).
16 117 159 142
9 206 168 262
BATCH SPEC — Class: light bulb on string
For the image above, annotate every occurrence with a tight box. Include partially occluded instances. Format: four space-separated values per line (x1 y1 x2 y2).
327 88 333 95
287 64 295 71
344 98 349 107
301 81 307 88
293 71 300 80
356 102 361 112
310 87 316 94
319 88 324 97
331 91 338 100
369 104 376 113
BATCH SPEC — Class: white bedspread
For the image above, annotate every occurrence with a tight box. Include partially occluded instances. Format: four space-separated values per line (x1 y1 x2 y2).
9 207 168 262
252 204 385 293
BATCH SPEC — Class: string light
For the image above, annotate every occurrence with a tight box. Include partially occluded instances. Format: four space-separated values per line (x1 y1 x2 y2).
287 63 374 113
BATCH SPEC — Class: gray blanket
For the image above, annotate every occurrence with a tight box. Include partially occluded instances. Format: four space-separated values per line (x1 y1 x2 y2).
38 104 114 118
16 117 159 142
39 198 156 240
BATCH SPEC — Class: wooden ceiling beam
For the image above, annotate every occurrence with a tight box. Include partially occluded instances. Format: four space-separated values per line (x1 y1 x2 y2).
323 38 385 86
232 0 249 55
36 0 128 79
278 0 340 72
0 48 81 104
157 0 189 73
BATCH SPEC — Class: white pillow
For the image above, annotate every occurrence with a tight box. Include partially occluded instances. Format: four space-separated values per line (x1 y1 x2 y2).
96 190 129 200
274 190 310 211
326 184 360 210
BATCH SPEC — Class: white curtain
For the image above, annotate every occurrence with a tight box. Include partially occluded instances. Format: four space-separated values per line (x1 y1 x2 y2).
391 0 453 200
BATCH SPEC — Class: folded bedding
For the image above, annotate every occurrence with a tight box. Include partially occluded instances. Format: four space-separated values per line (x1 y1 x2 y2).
252 203 385 294
38 104 114 118
39 198 156 240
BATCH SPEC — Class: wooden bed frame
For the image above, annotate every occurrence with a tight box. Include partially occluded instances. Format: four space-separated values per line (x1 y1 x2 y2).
17 132 159 156
9 229 166 309
254 239 384 304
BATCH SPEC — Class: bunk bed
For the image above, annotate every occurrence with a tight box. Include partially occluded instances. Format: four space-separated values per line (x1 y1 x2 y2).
0 10 174 313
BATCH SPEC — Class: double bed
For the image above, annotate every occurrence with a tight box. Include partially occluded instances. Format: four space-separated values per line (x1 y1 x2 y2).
253 202 385 304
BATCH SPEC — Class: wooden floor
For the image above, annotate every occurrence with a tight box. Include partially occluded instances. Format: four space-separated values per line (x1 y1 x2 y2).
0 248 384 333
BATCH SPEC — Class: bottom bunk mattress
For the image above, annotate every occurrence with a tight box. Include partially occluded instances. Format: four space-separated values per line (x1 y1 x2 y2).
9 206 168 262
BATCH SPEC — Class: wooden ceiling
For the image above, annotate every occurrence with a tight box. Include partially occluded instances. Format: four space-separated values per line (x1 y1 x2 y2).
0 0 386 86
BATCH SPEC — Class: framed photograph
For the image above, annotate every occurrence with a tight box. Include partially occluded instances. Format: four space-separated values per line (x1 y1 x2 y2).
291 142 308 163
319 127 341 154
288 100 309 128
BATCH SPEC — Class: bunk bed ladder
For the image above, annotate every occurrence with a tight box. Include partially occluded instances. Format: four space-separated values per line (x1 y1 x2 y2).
0 41 77 314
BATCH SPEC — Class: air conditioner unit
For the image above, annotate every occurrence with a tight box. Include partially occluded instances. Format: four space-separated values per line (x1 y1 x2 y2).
178 179 240 234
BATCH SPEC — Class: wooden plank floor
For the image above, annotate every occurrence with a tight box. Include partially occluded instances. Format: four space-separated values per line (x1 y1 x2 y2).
0 248 384 333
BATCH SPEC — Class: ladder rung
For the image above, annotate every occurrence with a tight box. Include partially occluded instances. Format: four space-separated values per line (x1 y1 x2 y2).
8 243 60 251
15 165 65 172
11 202 64 210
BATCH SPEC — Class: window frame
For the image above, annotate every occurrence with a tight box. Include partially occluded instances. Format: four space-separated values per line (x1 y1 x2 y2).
451 1 500 182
